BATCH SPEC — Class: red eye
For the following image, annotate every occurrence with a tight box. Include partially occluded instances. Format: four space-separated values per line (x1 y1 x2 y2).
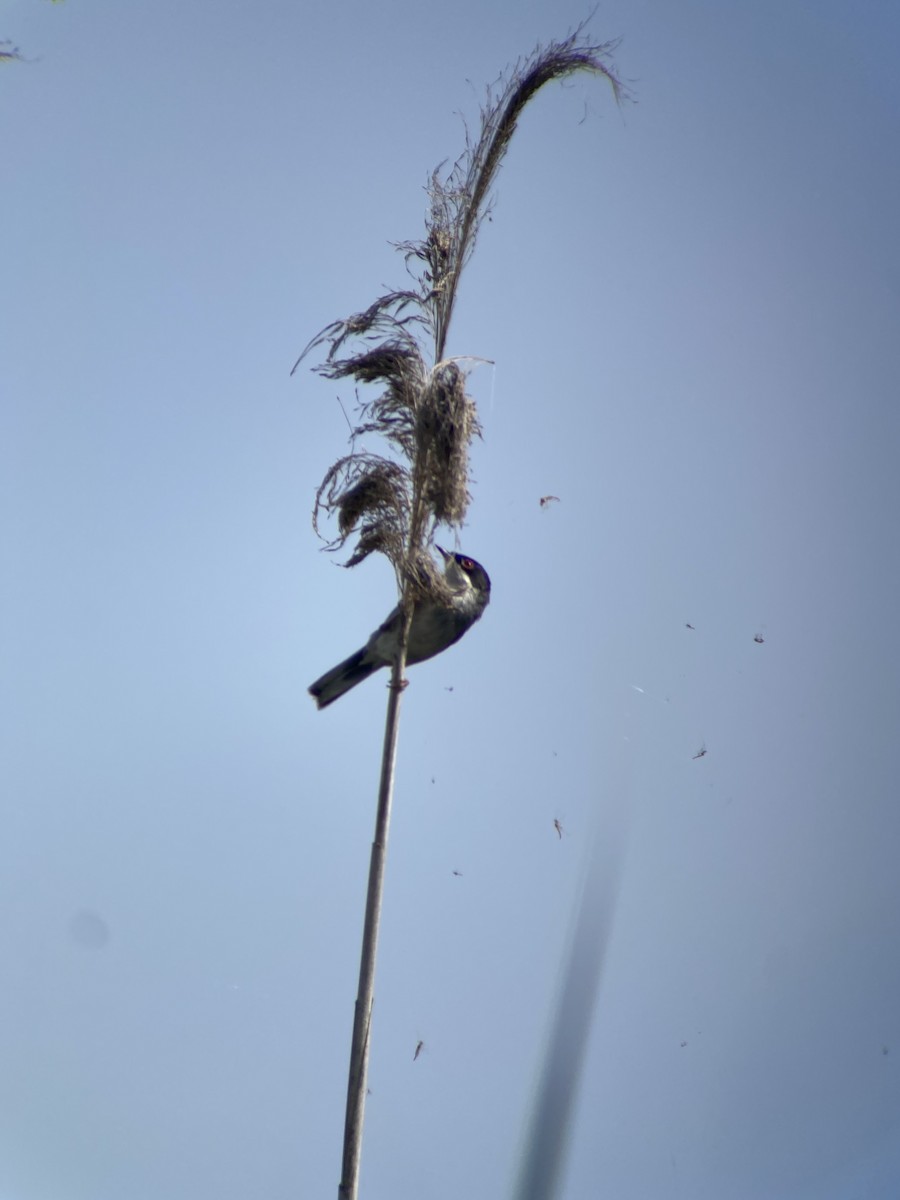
460 557 475 570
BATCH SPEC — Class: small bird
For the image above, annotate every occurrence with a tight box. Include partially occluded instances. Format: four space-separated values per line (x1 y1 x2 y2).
308 546 491 709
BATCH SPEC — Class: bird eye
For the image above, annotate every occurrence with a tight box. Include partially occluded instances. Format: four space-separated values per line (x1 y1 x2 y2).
459 557 475 570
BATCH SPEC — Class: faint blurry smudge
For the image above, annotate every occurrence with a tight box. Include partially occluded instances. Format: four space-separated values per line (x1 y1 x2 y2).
68 910 110 949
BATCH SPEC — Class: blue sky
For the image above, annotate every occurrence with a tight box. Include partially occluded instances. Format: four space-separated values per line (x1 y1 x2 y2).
3 1 900 1197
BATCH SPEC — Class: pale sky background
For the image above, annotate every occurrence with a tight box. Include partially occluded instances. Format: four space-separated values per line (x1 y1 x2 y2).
3 1 900 1197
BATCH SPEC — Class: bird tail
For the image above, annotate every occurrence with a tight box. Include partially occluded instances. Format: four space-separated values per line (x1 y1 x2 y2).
308 647 380 709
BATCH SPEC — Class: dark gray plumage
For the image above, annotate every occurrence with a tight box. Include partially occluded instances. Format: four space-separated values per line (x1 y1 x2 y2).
309 547 490 709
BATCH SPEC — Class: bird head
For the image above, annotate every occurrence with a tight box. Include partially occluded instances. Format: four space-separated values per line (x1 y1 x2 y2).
435 546 491 609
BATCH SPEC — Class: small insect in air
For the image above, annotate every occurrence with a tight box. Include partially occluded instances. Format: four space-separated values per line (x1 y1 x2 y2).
452 870 463 877
693 744 707 760
539 495 560 509
753 634 765 644
685 623 695 630
413 1040 425 1061
553 819 563 839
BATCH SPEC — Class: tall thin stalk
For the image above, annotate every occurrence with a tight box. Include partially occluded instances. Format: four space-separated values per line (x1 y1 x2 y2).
338 622 410 1200
296 28 626 1200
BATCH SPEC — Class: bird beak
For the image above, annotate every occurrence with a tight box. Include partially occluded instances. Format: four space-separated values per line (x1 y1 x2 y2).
435 545 450 561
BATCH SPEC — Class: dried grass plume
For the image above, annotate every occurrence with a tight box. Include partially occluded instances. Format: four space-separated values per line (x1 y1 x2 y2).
296 26 628 596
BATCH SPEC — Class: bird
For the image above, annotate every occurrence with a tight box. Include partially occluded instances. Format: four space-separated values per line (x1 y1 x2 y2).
308 546 491 709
